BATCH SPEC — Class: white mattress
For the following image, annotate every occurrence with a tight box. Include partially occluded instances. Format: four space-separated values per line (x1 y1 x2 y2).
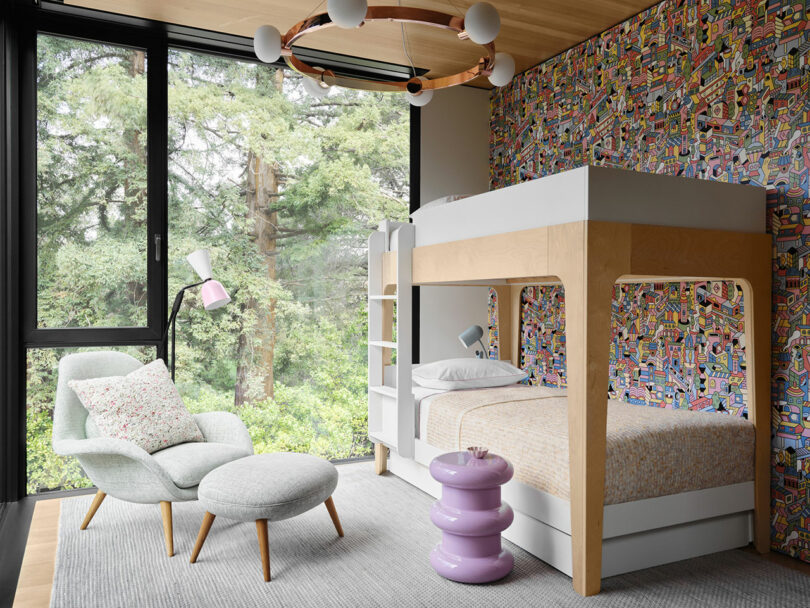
414 386 500 440
409 165 765 247
413 386 445 439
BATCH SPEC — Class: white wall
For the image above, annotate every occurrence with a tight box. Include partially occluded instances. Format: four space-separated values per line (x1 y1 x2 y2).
418 86 491 363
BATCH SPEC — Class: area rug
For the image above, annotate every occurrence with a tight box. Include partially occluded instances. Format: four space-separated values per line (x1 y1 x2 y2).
52 462 807 607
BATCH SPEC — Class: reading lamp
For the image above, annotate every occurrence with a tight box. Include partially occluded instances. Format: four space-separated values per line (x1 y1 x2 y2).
161 249 231 381
459 325 488 359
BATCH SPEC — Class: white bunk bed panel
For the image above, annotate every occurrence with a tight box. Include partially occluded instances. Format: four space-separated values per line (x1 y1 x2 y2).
389 445 754 579
410 165 765 247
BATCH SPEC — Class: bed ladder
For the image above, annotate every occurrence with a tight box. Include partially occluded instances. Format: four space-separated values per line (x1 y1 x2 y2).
368 221 415 470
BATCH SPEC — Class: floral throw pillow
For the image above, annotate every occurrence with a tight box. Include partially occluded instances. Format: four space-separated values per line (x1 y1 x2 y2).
69 359 203 454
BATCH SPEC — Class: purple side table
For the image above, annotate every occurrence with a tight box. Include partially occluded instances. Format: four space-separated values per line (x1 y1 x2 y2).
429 451 514 583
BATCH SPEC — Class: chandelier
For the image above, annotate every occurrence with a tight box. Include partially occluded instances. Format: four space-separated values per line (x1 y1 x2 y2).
253 1 515 106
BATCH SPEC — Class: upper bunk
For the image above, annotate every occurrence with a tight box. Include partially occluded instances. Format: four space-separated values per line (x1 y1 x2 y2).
383 165 770 288
411 165 764 246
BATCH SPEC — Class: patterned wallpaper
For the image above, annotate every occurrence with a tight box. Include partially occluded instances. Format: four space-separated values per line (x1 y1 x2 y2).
488 288 500 360
519 286 567 389
494 282 747 414
488 0 810 561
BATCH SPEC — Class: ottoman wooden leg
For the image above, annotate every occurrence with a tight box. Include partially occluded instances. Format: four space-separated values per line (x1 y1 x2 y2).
160 501 174 557
190 512 216 563
256 519 271 582
324 496 344 537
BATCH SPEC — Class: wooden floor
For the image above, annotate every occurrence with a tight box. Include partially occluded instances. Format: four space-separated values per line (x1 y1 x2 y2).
11 497 810 607
12 500 60 608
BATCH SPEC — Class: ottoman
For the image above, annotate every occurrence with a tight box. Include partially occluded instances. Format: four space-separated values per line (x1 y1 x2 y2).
190 452 343 581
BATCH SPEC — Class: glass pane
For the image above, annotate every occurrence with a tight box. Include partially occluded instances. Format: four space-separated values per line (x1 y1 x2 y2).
26 346 157 495
36 34 148 328
167 49 409 460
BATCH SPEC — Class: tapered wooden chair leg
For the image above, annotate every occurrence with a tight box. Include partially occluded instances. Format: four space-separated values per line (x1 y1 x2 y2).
256 519 271 582
190 512 216 564
80 490 106 530
160 501 174 557
324 496 344 537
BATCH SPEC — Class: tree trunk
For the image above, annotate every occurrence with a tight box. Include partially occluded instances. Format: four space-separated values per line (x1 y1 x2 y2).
234 301 251 406
123 50 147 305
234 69 283 406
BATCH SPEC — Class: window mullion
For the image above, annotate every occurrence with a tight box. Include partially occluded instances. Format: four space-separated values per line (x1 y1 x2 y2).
147 33 168 348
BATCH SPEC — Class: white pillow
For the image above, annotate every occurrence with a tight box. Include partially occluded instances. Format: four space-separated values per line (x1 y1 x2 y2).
412 358 527 390
69 359 203 454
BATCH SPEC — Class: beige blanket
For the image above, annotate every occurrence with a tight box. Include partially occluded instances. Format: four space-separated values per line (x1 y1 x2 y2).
426 385 755 504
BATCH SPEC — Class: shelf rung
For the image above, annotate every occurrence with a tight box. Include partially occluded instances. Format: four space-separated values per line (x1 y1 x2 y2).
369 385 397 398
368 430 397 448
368 295 397 300
368 340 397 348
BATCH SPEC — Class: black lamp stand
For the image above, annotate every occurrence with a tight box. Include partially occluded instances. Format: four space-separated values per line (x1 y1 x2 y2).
160 279 210 381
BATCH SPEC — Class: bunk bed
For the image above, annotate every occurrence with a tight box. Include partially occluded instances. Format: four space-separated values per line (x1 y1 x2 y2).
367 165 771 597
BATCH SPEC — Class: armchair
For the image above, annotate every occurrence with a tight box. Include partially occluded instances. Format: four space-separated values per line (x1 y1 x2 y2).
52 351 253 556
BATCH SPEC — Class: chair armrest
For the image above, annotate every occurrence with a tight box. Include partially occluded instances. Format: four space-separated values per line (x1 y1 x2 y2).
53 437 171 478
194 412 254 455
54 436 151 461
52 437 194 502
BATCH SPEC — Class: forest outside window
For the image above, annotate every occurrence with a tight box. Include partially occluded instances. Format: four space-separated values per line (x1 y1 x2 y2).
36 34 150 329
167 49 410 461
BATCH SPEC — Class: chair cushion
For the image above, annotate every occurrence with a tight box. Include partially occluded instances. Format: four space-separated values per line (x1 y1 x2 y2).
151 442 252 489
68 359 203 454
198 453 338 521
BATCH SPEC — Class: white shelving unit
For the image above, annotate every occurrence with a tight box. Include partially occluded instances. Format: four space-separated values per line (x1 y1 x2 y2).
367 221 415 459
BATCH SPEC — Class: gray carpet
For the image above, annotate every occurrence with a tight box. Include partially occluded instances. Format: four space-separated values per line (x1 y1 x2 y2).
52 462 808 608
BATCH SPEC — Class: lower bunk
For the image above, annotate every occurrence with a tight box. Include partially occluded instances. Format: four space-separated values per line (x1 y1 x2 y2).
382 384 756 579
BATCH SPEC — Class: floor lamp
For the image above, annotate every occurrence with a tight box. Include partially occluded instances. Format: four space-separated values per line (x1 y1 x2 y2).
161 249 231 381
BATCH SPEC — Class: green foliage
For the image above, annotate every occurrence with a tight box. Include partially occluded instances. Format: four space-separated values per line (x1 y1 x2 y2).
27 37 408 493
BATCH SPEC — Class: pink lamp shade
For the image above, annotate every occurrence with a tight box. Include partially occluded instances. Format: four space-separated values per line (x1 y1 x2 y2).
200 280 230 311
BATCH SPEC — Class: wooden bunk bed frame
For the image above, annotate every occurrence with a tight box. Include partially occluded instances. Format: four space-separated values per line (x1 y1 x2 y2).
367 169 771 597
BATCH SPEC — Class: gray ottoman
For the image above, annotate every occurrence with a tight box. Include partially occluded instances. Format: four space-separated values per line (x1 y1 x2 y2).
190 453 343 581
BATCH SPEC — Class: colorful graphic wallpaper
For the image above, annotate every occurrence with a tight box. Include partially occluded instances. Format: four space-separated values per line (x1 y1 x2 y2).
489 282 748 413
488 0 810 560
488 288 500 360
519 286 568 389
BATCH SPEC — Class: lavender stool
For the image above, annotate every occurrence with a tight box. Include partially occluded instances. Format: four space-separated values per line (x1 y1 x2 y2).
429 450 514 583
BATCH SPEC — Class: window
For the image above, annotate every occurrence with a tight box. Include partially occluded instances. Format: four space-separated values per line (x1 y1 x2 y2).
167 49 410 460
21 23 165 495
10 10 414 500
36 34 150 329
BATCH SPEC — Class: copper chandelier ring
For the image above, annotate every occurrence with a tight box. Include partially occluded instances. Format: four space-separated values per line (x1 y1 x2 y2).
281 6 496 93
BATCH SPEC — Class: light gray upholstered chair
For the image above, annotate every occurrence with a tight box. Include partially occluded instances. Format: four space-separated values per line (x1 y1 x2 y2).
51 351 254 556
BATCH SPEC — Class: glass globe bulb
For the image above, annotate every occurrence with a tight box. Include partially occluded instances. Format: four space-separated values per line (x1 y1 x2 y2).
253 25 281 63
303 72 331 99
464 2 501 45
406 78 433 106
327 0 368 29
488 52 516 87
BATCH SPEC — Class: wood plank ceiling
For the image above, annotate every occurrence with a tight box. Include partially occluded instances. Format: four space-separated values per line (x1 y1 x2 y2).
66 0 660 87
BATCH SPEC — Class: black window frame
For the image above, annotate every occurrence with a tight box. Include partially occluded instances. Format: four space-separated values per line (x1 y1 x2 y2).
20 13 168 347
1 0 420 502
